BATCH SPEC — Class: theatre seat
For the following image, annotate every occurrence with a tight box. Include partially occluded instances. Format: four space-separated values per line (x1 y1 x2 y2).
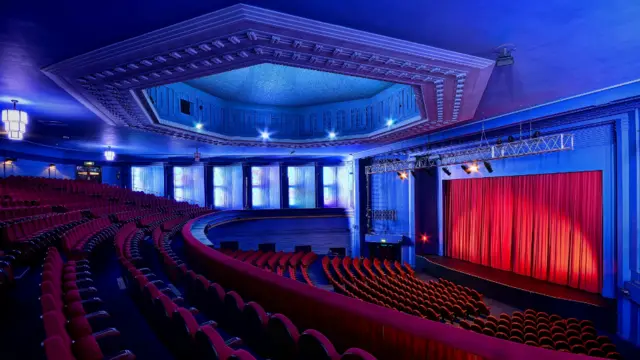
241 301 269 354
340 348 377 360
223 291 246 334
298 329 341 360
267 314 300 360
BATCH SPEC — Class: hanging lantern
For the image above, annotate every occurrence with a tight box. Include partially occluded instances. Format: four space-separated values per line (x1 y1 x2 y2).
104 146 115 161
2 100 28 140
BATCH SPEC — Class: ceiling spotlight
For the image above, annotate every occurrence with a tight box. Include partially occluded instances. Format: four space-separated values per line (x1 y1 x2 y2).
2 100 28 141
260 130 270 140
468 162 479 173
442 167 451 176
461 164 471 174
328 132 336 139
397 171 408 180
104 146 116 161
483 161 493 173
195 123 203 130
386 119 394 127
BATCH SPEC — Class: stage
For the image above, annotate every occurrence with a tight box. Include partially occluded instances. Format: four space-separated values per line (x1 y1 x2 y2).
417 255 616 332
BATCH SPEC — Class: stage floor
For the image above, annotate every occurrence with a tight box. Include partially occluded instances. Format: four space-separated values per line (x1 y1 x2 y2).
422 255 608 307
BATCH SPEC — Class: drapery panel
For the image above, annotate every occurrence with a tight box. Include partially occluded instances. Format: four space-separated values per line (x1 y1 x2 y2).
444 171 603 293
288 165 316 208
173 166 205 206
131 166 164 197
251 166 280 209
213 165 243 209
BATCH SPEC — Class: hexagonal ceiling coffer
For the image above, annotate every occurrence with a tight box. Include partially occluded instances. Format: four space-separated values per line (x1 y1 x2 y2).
42 4 494 148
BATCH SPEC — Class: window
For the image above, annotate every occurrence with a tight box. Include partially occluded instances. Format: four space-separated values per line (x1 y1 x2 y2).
323 165 353 208
173 166 205 206
213 166 243 209
288 166 315 208
131 166 164 196
251 166 280 209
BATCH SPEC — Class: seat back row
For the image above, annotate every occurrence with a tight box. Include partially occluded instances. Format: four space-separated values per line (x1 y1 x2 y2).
41 247 134 360
155 225 375 360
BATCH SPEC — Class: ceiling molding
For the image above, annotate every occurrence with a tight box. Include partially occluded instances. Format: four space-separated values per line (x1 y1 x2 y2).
42 4 494 148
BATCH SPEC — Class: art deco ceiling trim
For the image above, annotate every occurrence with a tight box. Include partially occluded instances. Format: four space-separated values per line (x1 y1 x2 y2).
42 4 494 148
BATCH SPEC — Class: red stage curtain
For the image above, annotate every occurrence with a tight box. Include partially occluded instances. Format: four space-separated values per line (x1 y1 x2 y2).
444 171 603 293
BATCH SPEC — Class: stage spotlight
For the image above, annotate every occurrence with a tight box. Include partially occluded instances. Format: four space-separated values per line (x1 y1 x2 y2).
3 158 16 165
421 234 428 243
386 119 394 127
469 162 479 173
461 165 470 174
483 161 493 173
397 171 408 180
508 135 515 143
442 167 451 176
260 130 270 140
195 123 203 129
533 131 541 138
496 138 503 145
328 131 336 139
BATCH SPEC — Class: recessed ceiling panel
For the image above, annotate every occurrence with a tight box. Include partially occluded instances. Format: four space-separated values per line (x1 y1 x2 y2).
186 63 395 107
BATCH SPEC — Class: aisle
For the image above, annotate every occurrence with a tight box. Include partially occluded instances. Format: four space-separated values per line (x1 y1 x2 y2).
91 246 175 360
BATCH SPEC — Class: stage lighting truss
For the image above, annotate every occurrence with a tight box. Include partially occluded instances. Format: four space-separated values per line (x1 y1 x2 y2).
365 133 574 175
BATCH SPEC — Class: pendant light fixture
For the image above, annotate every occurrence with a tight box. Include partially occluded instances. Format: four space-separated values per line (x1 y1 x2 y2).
2 100 28 140
104 146 115 161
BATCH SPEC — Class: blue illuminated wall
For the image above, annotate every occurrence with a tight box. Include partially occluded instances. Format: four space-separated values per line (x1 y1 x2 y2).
1 157 124 186
146 82 420 140
207 215 351 254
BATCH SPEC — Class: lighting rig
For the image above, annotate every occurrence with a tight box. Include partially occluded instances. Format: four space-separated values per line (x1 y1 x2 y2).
365 133 574 175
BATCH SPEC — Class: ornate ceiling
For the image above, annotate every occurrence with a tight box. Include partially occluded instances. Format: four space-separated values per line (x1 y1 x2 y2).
42 4 494 148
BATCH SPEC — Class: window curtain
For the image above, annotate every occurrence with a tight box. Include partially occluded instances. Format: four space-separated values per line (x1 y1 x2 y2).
131 166 164 197
251 166 280 209
371 171 409 234
323 165 353 209
173 166 205 206
444 171 603 293
213 165 243 209
288 166 315 208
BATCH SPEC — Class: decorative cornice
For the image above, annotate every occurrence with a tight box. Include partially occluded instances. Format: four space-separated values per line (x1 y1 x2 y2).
42 4 494 148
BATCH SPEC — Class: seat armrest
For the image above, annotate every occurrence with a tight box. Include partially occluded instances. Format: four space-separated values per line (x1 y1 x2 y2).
200 320 217 328
78 287 98 294
85 310 110 320
79 297 103 306
74 278 94 285
106 350 136 360
224 337 243 348
93 328 120 340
